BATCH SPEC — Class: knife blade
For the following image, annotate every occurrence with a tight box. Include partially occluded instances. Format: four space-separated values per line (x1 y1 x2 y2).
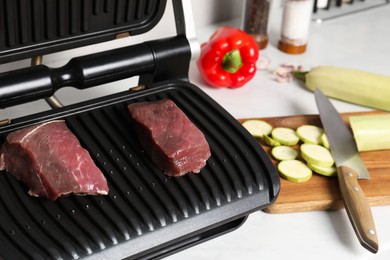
314 89 378 253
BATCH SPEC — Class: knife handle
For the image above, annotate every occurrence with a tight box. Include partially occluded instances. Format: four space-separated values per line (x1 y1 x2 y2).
338 166 379 253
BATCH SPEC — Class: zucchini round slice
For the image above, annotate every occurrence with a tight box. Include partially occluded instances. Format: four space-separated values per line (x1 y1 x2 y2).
271 146 298 161
278 160 312 183
301 143 334 167
264 135 281 147
320 133 330 149
307 162 337 177
242 119 273 138
296 125 324 144
271 127 300 146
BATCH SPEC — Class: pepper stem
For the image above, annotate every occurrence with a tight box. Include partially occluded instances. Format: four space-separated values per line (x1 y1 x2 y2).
222 49 243 74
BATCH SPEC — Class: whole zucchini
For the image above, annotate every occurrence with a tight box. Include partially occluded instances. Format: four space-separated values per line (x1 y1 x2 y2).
349 114 390 152
293 66 390 111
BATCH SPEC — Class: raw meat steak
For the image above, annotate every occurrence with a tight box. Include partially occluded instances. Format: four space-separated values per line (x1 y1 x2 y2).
0 120 108 200
127 99 211 176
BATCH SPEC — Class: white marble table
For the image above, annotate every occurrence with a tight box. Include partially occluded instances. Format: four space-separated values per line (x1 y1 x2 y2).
166 3 390 260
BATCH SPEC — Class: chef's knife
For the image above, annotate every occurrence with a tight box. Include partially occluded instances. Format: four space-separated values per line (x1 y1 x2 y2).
314 89 378 253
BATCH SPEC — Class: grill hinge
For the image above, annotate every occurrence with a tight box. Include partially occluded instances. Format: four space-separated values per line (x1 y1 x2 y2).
0 119 11 127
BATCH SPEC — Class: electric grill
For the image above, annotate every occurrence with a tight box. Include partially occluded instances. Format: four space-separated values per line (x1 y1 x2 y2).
0 0 280 259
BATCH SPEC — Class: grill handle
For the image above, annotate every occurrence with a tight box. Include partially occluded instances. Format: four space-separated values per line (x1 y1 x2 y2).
0 43 154 108
0 36 190 108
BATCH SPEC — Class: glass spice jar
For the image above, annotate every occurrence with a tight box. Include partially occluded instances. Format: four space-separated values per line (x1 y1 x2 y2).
278 0 314 54
242 0 271 50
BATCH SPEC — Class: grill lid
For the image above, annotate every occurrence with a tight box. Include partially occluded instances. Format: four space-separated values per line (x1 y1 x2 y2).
0 0 168 63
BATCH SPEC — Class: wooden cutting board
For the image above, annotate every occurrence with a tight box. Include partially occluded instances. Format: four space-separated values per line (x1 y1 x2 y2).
239 110 390 214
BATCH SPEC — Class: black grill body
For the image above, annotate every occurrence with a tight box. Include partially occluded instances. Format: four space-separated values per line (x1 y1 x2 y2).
0 1 280 259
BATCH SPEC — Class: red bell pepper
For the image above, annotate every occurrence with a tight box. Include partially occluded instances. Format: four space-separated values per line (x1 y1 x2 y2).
197 26 259 88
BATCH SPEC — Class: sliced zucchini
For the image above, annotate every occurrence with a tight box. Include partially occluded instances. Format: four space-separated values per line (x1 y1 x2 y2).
296 125 324 144
271 146 298 161
278 160 312 183
264 135 281 147
307 162 336 177
301 143 334 167
242 119 273 138
320 133 330 149
271 127 300 146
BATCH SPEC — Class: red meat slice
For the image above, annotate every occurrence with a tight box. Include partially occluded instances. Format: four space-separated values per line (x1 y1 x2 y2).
127 99 211 176
0 120 108 200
